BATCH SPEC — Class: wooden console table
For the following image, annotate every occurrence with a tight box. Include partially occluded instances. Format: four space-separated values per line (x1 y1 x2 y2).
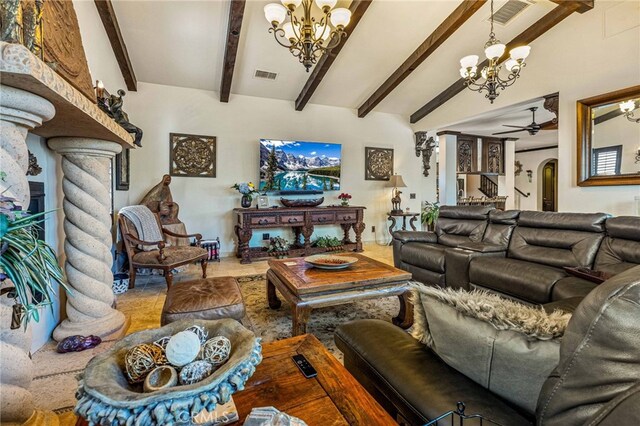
234 206 366 264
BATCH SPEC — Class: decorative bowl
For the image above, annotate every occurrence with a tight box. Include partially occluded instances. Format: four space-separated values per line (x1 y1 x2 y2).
280 197 324 207
304 254 359 270
75 319 262 426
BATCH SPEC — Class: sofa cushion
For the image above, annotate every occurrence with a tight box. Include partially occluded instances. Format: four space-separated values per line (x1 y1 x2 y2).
470 257 567 304
594 224 640 275
604 216 640 241
410 285 570 415
334 319 533 426
400 242 446 273
436 217 486 247
536 265 640 425
551 277 598 301
438 205 493 220
516 211 608 233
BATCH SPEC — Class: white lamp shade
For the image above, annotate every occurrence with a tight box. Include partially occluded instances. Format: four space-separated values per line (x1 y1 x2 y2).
485 43 506 60
314 24 330 40
315 0 337 11
459 68 468 78
504 58 518 72
620 100 636 113
281 0 302 8
264 3 287 24
460 55 479 69
510 45 531 61
283 22 296 40
330 8 351 28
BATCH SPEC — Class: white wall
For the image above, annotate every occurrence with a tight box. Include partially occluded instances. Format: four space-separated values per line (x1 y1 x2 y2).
515 147 559 211
414 0 640 216
123 82 420 254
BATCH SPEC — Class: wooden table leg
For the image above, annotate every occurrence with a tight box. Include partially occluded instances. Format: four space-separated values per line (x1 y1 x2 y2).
235 225 253 264
392 290 414 329
267 278 282 309
409 214 418 231
292 304 311 336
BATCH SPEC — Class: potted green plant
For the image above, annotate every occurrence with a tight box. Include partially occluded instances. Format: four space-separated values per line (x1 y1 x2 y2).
267 236 289 259
421 201 440 232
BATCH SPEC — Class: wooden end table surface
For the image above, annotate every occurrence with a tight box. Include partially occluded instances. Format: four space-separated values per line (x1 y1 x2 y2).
267 253 413 336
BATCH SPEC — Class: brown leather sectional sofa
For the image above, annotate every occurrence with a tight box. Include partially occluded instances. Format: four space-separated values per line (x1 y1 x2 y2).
392 206 640 306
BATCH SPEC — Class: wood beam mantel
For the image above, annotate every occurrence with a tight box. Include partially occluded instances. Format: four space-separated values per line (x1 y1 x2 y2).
410 1 589 124
94 0 137 91
295 0 372 111
220 0 246 103
358 0 486 118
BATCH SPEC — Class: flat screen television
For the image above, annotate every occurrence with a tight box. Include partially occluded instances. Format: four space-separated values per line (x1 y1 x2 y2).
259 139 341 193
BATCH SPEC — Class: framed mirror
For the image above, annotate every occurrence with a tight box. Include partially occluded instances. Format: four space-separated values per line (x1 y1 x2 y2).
577 85 640 186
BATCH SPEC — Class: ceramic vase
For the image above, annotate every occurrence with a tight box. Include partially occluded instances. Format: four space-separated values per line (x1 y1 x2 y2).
241 195 252 208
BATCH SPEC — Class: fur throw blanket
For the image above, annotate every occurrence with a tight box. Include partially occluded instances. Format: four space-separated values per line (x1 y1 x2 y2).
410 284 572 341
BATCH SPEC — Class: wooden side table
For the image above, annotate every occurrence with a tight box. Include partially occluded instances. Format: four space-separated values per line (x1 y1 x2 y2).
387 212 419 239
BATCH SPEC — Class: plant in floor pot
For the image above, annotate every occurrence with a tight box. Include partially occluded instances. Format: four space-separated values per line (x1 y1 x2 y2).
0 195 68 424
421 201 440 232
231 182 258 208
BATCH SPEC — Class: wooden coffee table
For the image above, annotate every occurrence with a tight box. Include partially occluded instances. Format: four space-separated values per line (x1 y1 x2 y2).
266 253 413 336
231 334 396 425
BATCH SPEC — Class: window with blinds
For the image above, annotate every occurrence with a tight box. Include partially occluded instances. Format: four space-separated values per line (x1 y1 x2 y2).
592 145 622 176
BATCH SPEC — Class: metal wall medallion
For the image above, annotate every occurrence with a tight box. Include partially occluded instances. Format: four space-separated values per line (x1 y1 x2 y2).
364 147 394 181
169 133 216 178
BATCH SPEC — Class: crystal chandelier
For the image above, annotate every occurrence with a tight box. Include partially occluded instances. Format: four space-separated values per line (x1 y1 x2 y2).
459 0 531 103
619 100 640 123
264 0 352 72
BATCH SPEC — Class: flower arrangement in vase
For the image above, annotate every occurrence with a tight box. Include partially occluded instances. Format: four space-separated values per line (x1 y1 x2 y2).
231 182 258 208
338 193 352 207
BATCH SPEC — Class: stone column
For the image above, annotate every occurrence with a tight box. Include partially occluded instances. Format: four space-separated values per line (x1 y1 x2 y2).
0 85 55 425
0 85 55 206
48 138 127 341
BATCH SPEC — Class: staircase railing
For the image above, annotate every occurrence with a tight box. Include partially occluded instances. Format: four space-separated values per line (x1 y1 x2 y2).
479 174 498 198
515 187 530 198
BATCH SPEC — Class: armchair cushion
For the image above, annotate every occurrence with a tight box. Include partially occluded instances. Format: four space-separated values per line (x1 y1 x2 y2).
411 285 571 415
132 246 207 267
401 243 446 273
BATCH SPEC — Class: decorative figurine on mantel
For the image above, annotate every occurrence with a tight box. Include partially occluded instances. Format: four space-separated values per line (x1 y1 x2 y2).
95 82 144 147
388 174 407 214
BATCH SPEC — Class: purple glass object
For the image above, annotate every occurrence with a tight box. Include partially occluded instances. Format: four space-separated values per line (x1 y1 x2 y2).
57 335 102 353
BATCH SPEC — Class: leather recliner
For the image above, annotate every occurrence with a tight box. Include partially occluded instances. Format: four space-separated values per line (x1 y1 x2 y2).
334 265 640 426
393 206 492 286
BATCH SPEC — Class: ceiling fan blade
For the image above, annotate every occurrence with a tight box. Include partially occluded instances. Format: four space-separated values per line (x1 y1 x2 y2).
502 125 531 129
492 129 528 135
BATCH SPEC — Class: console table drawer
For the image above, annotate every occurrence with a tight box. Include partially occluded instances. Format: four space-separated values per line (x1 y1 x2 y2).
250 216 277 226
336 211 357 222
280 214 304 225
311 212 335 224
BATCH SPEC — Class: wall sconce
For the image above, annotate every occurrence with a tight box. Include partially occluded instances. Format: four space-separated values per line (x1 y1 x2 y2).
526 170 532 183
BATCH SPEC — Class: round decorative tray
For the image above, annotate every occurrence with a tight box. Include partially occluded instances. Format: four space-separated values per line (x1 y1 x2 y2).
304 254 359 270
280 197 324 207
75 319 262 425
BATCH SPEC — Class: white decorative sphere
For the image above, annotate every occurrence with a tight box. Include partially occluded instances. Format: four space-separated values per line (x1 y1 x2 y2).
165 331 201 367
201 336 232 367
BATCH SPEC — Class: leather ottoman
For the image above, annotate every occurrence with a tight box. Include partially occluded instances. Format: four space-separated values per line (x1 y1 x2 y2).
161 277 246 325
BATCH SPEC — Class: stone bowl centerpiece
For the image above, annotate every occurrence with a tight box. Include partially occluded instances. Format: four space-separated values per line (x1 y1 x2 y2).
75 319 262 425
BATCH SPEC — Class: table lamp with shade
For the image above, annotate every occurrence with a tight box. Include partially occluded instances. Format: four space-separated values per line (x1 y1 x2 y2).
388 174 407 214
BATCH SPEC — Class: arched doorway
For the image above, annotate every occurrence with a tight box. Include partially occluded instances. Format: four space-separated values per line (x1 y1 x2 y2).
541 159 558 212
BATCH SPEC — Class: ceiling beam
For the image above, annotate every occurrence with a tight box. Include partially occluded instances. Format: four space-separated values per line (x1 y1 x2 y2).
94 0 137 91
295 0 373 111
594 109 625 125
549 0 594 13
410 2 588 124
357 0 487 118
220 0 246 103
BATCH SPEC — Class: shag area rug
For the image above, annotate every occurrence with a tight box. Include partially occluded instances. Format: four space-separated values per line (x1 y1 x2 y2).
31 274 400 417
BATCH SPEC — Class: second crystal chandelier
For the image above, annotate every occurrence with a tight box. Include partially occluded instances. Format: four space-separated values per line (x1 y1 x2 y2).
459 0 531 103
264 0 352 72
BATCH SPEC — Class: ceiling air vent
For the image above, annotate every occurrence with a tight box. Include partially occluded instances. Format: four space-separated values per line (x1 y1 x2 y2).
254 69 278 81
489 0 532 26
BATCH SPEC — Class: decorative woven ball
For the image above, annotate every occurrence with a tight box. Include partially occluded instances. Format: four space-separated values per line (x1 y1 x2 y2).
153 336 171 351
178 360 214 385
200 336 231 367
124 343 167 384
165 330 201 367
143 365 178 393
185 325 208 345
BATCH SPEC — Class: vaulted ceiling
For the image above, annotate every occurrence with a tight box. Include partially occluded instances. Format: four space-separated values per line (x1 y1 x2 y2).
104 0 603 119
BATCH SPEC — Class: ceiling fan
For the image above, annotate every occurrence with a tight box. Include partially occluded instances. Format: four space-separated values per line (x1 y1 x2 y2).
493 107 542 136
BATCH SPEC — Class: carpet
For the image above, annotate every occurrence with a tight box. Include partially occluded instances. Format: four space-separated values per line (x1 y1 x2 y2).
31 273 402 417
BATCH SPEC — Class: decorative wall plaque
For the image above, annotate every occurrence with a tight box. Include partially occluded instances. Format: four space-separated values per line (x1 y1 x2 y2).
42 0 95 102
364 147 393 181
170 133 216 178
115 149 130 191
456 136 477 173
415 132 436 177
483 138 504 174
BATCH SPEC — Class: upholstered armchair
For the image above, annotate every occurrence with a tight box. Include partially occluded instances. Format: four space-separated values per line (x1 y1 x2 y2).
118 214 208 289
